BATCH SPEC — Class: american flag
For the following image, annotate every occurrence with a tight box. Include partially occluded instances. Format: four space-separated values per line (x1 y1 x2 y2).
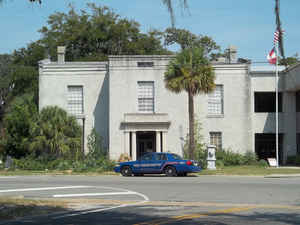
274 29 285 45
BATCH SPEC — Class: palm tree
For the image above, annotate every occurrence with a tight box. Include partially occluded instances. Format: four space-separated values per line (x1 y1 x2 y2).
164 47 215 159
162 0 188 26
30 106 82 160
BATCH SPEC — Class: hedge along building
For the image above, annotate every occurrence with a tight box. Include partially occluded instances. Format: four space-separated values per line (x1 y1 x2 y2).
39 46 299 164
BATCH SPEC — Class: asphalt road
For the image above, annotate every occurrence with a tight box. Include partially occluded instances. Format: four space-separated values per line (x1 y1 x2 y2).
1 175 300 224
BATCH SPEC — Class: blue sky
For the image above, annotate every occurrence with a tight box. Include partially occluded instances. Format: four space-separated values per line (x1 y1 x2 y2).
0 0 299 62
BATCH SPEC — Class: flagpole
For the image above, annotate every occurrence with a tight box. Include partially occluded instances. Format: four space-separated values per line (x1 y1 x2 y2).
275 43 279 168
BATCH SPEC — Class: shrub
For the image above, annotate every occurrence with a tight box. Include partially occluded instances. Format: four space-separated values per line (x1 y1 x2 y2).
118 153 131 162
257 159 269 167
243 151 258 165
13 157 46 170
183 119 207 168
87 128 107 160
216 149 261 167
216 160 224 169
216 149 244 166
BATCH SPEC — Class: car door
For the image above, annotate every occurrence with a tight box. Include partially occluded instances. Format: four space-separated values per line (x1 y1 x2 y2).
138 153 154 173
153 153 168 172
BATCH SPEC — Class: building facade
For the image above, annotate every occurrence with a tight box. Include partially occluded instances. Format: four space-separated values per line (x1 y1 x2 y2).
39 47 300 164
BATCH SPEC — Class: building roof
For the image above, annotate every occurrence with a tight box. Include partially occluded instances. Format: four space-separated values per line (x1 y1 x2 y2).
250 65 286 73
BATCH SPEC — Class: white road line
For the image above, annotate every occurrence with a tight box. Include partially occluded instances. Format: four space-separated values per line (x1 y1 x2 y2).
0 176 17 179
53 191 136 198
53 186 149 219
0 186 92 193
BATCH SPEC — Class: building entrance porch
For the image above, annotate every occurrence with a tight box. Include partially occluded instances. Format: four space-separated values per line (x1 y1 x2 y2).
124 130 166 161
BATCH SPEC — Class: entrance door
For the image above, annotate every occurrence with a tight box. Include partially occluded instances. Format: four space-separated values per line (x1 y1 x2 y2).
255 133 283 165
137 131 156 159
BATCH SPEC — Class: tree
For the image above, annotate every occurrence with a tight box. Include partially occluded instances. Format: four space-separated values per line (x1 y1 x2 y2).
164 47 215 159
0 94 38 158
164 28 221 60
279 54 299 66
30 106 82 160
162 0 188 27
0 54 12 125
38 4 169 62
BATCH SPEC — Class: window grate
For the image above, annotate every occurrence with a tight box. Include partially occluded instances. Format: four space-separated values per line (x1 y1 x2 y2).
67 86 83 115
137 62 154 67
208 85 223 115
138 81 154 112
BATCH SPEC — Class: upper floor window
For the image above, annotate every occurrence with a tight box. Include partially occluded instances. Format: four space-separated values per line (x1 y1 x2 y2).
67 86 83 115
254 92 282 113
138 81 154 113
208 85 223 115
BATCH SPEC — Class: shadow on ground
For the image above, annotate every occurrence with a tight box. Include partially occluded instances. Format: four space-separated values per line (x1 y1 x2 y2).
0 202 68 223
2 204 300 225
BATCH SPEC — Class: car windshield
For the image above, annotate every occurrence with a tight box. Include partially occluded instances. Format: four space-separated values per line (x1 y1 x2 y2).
171 154 183 160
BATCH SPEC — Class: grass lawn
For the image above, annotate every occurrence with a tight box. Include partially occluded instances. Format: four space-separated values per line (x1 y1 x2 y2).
200 166 300 176
0 197 68 221
1 166 300 177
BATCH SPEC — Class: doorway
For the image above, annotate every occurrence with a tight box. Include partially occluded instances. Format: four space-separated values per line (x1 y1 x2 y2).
136 131 156 159
255 133 283 165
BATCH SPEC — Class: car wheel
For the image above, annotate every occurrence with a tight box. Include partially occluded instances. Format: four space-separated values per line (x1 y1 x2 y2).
164 166 177 177
121 166 132 177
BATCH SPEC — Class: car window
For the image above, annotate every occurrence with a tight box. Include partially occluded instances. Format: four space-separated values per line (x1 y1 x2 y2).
154 153 167 161
171 154 183 160
140 153 153 161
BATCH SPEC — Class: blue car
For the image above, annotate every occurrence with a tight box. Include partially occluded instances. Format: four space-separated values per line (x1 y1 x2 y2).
114 152 201 177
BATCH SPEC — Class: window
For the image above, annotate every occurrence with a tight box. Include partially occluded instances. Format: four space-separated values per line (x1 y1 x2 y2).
208 85 223 115
154 153 167 161
210 132 222 150
140 153 153 161
170 154 183 160
254 92 282 113
67 86 83 115
138 81 154 112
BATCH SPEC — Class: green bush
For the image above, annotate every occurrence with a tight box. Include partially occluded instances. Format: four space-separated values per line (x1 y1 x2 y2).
183 119 207 168
243 151 258 165
216 160 224 169
257 159 269 167
216 149 262 167
13 157 46 170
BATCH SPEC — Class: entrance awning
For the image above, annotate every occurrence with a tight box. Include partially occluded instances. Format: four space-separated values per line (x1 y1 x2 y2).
121 113 171 131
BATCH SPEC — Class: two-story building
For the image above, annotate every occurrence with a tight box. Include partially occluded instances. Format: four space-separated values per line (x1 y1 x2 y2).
39 46 299 164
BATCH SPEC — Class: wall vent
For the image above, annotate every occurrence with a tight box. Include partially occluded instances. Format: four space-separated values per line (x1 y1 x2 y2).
137 62 154 67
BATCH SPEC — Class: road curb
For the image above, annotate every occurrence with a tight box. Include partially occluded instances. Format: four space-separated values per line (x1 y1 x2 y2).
264 174 300 178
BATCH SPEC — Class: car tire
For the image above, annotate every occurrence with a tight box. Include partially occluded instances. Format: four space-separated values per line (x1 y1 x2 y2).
121 166 132 177
164 166 177 177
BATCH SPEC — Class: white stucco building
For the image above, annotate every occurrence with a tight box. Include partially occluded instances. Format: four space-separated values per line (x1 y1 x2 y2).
39 47 300 165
